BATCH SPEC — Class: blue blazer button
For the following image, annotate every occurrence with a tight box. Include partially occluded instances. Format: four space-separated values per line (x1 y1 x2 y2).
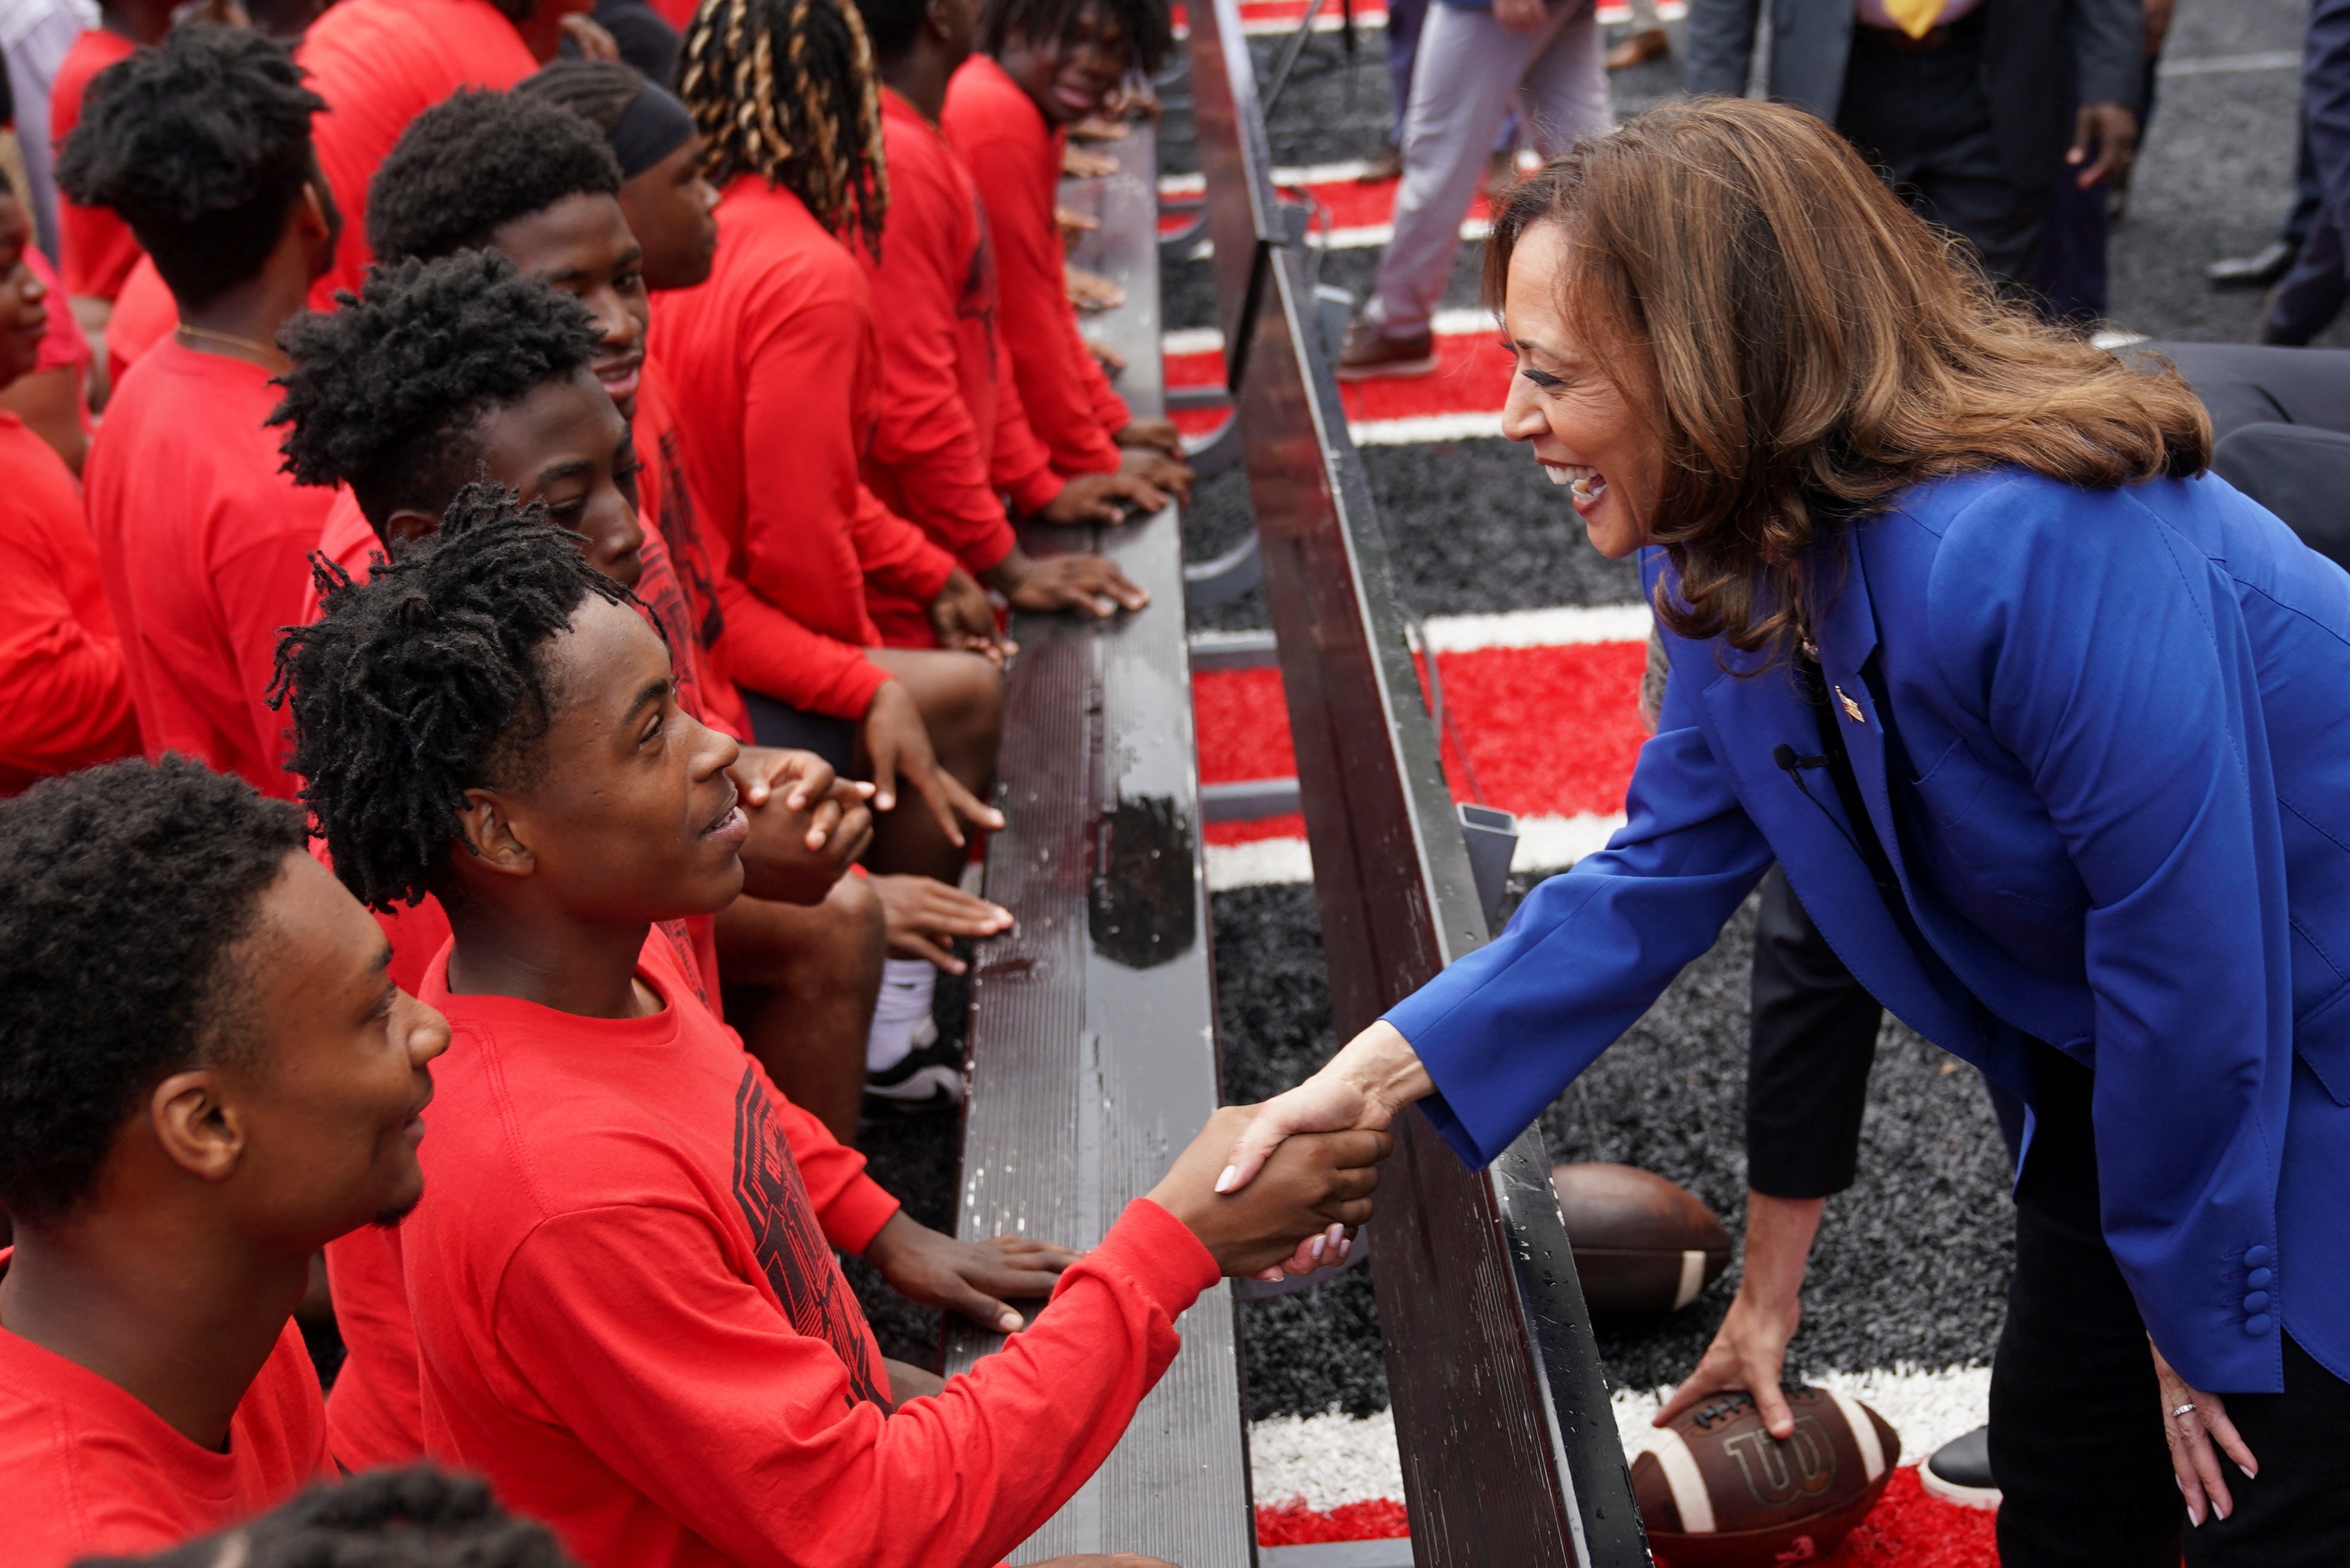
2248 1267 2273 1289
2243 1292 2270 1313
2245 1245 2273 1268
2245 1314 2275 1335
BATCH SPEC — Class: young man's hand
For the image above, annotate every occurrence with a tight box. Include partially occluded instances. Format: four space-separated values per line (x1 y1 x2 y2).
860 680 1005 849
726 746 874 904
869 872 1013 973
1037 470 1167 526
1147 1105 1390 1277
983 548 1150 619
1117 445 1193 506
863 1211 1081 1333
1114 418 1185 459
1066 263 1126 310
928 568 1012 662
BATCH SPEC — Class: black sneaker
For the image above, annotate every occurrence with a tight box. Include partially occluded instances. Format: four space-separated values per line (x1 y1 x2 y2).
1918 1424 1999 1510
863 1020 964 1115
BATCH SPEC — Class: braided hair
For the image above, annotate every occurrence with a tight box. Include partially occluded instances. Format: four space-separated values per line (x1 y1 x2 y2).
71 1465 579 1567
271 483 636 913
677 0 888 254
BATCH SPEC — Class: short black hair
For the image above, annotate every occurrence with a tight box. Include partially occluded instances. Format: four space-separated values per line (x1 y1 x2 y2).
274 484 636 913
850 0 926 64
0 759 305 1225
54 25 325 310
366 87 622 265
75 1465 580 1568
271 250 602 532
516 57 644 133
978 0 1170 75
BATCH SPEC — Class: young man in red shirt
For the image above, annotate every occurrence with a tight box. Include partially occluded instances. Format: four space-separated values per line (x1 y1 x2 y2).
295 0 591 304
0 756 450 1567
62 25 342 801
941 0 1188 497
0 170 139 795
47 0 166 319
276 490 1385 1568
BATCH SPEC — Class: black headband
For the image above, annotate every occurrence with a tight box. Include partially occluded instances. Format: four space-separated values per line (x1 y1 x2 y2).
607 80 697 180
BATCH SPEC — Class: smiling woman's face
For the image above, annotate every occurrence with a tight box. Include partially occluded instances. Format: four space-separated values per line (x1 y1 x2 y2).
1497 220 1664 560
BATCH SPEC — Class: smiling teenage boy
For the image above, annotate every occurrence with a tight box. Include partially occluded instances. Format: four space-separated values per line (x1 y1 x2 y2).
276 491 1387 1568
0 758 449 1567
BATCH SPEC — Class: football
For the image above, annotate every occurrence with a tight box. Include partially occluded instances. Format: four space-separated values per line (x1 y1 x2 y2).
1548 1162 1732 1319
1633 1387 1901 1568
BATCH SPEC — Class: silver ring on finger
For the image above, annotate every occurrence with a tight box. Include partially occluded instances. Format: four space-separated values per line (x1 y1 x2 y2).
2172 1402 2197 1420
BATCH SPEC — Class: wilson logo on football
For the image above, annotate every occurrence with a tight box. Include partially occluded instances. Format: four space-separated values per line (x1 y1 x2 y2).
1722 1418 1839 1509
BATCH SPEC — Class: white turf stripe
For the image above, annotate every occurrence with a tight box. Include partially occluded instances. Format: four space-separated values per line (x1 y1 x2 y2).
1670 1248 1707 1312
1164 307 1491 360
1419 603 1650 653
1205 835 1314 891
1828 1387 1889 1483
1158 159 1380 197
1348 411 1504 445
1652 1430 1719 1533
1612 1365 1993 1470
1204 812 1622 892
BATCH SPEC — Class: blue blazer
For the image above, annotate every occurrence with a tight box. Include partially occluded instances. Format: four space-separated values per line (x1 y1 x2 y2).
1387 468 2350 1395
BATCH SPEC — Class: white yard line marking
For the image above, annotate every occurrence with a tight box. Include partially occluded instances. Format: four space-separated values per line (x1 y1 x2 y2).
1346 411 1505 445
1418 603 1651 652
1165 306 1490 358
1206 812 1628 891
1206 835 1315 890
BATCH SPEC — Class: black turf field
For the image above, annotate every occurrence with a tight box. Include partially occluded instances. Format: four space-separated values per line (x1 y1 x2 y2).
853 0 2317 1419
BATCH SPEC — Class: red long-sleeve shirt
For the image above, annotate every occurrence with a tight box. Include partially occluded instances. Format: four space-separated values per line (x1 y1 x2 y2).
1 1299 327 1568
650 177 956 718
941 56 1130 478
85 340 336 798
296 0 539 306
636 354 752 740
398 928 1214 1568
48 28 141 303
0 412 138 794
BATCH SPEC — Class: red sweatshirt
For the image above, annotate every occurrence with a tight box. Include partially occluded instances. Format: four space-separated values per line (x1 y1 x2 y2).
397 929 1214 1568
49 28 142 303
636 355 751 740
0 1281 327 1568
0 412 138 794
26 247 95 440
941 57 1130 478
650 178 957 718
297 0 538 306
85 341 336 798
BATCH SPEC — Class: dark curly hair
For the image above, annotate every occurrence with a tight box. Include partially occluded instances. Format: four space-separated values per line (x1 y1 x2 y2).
516 57 644 133
273 484 635 913
53 25 326 310
270 251 602 534
977 0 1171 79
71 1465 579 1567
0 759 305 1226
366 87 623 266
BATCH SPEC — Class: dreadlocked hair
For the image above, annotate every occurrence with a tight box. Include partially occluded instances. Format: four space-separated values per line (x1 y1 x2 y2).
271 482 635 913
270 250 601 533
74 1464 580 1567
977 0 1171 79
677 0 889 254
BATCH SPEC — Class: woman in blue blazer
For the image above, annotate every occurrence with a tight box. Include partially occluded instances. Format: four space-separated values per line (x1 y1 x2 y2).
1220 101 2350 1565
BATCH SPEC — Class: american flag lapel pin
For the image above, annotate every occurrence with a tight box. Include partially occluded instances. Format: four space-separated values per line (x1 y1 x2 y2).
1835 686 1865 725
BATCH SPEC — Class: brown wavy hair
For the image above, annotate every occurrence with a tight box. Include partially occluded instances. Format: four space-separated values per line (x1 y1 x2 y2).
1482 98 2209 661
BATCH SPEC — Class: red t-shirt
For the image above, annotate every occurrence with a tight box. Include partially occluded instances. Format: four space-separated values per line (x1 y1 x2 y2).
297 0 539 306
0 1270 328 1568
398 929 1212 1568
25 247 96 440
650 177 956 718
104 255 173 388
327 930 902 1476
635 355 750 741
86 340 336 798
49 28 143 303
0 412 138 795
941 56 1130 478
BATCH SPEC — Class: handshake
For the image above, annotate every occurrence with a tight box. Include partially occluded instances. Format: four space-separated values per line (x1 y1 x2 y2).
1146 1104 1392 1281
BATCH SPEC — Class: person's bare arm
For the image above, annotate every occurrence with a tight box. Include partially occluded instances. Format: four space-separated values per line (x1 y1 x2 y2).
1650 1192 1825 1439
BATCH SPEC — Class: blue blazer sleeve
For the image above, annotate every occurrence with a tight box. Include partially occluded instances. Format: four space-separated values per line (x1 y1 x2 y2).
1384 639 1775 1168
1923 484 2290 1387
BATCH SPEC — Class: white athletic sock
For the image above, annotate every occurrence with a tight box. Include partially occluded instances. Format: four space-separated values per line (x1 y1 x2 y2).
866 958 936 1074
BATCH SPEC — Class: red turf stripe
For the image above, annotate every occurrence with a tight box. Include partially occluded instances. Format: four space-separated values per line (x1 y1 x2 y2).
1166 333 1512 429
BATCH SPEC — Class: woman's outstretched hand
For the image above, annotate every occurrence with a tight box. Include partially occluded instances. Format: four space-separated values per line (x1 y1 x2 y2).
1215 1020 1429 1277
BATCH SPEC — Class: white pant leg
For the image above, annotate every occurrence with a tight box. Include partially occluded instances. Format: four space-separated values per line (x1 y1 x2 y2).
1370 1 1542 337
1521 0 1611 158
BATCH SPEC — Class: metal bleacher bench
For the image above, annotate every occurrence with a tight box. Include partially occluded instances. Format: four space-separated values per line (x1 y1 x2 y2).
946 5 1652 1558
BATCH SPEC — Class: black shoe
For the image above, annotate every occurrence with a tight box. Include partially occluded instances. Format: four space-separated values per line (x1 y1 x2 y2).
2209 239 2299 290
863 1021 965 1116
1918 1424 2000 1511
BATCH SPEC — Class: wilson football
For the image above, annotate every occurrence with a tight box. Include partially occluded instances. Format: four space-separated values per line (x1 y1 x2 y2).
1633 1387 1900 1568
1548 1162 1732 1319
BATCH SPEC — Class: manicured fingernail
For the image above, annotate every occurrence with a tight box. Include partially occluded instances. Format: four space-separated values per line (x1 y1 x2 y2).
1337 1236 1351 1260
1214 1165 1239 1193
2215 1500 2229 1521
1310 1235 1326 1260
2188 1505 2203 1527
2240 1464 2256 1480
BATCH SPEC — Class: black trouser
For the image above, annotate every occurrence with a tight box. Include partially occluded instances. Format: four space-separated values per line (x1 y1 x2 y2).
1835 14 2050 298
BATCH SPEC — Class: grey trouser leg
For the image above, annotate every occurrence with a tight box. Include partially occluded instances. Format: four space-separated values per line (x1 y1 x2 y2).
1369 0 1609 338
